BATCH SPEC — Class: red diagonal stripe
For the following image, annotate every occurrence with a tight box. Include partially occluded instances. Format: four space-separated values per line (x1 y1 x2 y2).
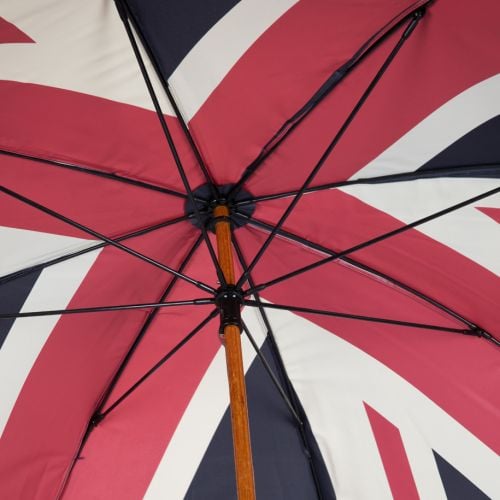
0 17 34 43
476 207 500 224
365 403 419 500
60 243 221 499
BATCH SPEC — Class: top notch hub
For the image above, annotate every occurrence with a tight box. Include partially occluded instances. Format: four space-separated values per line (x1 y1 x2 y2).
185 183 255 232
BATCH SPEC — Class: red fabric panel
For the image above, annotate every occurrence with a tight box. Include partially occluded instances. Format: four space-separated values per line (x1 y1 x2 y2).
476 207 500 224
364 403 419 500
0 17 34 43
237 226 464 327
236 226 500 454
62 244 221 499
0 81 203 192
0 223 199 499
0 154 184 239
189 0 425 185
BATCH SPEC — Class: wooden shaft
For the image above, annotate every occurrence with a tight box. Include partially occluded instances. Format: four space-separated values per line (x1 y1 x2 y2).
214 205 236 285
223 324 255 499
213 205 256 500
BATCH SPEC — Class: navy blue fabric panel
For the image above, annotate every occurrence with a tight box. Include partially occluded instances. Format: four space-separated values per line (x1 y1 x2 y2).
0 271 42 349
185 339 334 499
124 0 240 79
433 451 489 499
419 115 500 178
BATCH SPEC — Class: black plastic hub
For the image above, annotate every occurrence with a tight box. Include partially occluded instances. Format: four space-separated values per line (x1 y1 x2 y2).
215 285 244 335
185 184 255 232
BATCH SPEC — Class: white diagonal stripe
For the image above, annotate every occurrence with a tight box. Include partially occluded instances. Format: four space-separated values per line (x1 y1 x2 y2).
353 74 500 179
168 0 298 121
0 225 97 277
0 249 100 436
0 0 172 113
265 305 500 499
340 178 500 275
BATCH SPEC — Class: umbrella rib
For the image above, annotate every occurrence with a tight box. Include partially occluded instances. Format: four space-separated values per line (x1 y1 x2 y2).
94 309 218 423
89 234 204 424
119 0 219 200
233 162 500 207
240 320 302 425
0 149 188 200
232 234 302 425
481 333 500 348
232 233 325 499
0 185 215 294
115 0 227 286
227 3 430 201
243 300 476 336
0 214 193 286
245 186 500 296
234 211 479 330
235 11 424 290
244 301 500 346
0 298 213 319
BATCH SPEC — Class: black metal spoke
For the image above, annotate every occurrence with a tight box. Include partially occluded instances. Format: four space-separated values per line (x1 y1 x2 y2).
243 300 472 335
235 12 423 290
245 186 500 296
227 5 429 201
233 162 500 208
233 211 479 330
0 185 215 294
0 298 213 319
240 320 302 426
115 0 227 286
244 300 500 346
0 214 193 286
119 0 219 199
94 309 218 423
91 234 204 421
0 149 188 200
480 331 500 347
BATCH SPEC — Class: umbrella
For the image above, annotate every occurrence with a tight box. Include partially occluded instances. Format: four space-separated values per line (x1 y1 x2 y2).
1 0 499 498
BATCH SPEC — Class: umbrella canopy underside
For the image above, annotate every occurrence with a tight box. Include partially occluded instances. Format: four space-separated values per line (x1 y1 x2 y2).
0 1 499 498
